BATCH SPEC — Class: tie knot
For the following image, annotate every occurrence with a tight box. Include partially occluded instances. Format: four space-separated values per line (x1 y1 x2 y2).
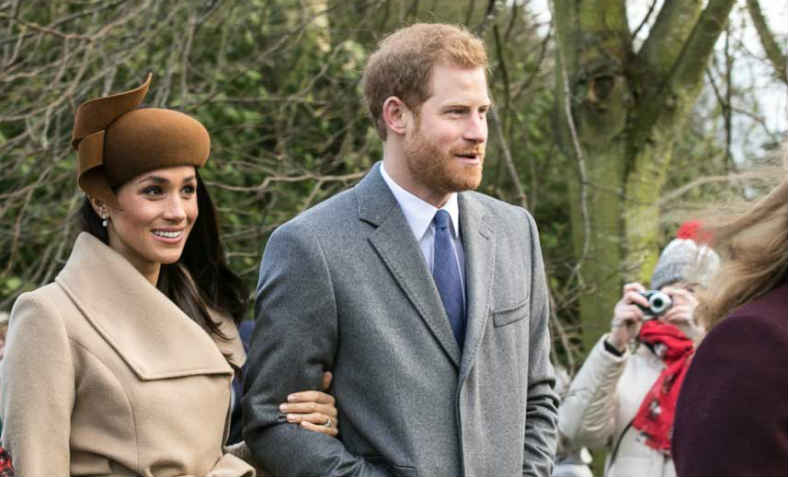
434 209 451 231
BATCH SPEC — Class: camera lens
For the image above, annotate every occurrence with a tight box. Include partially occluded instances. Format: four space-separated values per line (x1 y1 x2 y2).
648 292 672 315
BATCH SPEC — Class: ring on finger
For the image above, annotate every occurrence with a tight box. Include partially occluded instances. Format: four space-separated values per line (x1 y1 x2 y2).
322 416 333 429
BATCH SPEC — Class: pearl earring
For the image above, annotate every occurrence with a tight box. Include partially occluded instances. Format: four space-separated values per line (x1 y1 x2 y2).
100 209 108 228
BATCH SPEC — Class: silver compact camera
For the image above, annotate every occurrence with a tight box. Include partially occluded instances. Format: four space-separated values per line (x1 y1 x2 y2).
637 290 672 317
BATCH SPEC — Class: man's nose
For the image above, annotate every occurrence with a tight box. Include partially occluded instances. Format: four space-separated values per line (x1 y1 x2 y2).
464 114 487 143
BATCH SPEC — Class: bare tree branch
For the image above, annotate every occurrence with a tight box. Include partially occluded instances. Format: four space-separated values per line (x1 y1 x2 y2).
637 0 703 82
631 0 659 40
746 0 788 84
658 168 781 206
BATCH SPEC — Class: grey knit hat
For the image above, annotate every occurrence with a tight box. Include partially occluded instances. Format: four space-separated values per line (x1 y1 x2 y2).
650 238 720 290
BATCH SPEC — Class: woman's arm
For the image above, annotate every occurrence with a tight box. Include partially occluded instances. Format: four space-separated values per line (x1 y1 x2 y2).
558 335 627 449
1 291 75 475
558 284 645 449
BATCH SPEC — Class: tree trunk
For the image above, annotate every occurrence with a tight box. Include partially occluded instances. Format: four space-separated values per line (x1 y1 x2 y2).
553 0 736 352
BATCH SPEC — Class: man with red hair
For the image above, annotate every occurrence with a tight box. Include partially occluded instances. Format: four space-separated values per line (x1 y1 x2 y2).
244 23 558 476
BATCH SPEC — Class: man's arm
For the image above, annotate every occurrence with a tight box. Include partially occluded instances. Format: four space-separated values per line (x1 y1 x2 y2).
242 221 388 476
521 211 559 477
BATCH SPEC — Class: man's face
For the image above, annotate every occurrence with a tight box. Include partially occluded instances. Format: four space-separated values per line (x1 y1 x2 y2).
401 63 490 205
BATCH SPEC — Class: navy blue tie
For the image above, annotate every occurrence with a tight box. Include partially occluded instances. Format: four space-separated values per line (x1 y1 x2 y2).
433 210 466 349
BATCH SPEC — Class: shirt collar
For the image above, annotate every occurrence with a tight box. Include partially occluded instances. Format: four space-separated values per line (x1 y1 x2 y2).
380 162 460 241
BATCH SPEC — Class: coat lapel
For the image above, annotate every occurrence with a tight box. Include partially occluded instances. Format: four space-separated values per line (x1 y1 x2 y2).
458 192 495 381
55 233 234 380
357 164 461 367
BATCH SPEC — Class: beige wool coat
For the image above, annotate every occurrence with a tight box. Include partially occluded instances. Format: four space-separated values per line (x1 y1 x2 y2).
1 232 255 476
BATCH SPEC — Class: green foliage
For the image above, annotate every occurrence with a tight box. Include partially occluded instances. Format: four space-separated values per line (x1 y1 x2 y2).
0 0 552 311
1 1 780 371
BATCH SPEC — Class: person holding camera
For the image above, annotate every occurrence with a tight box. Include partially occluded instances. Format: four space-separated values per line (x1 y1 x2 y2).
558 222 719 476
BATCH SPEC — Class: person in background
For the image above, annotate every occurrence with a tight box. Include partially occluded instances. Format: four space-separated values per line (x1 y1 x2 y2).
0 447 12 477
0 312 8 363
672 179 787 477
552 366 593 477
0 312 7 438
1 74 337 476
558 221 719 476
228 320 255 446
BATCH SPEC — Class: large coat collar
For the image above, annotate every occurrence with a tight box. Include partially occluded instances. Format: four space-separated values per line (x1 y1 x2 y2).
55 232 243 380
355 163 495 373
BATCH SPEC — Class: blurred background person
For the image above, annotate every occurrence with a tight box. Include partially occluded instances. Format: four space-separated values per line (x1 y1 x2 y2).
0 446 12 477
558 222 719 476
552 365 593 477
0 312 8 363
228 319 255 446
673 179 787 476
0 311 7 438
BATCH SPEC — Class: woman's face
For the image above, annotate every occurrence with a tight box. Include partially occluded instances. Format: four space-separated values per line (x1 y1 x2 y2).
103 165 198 276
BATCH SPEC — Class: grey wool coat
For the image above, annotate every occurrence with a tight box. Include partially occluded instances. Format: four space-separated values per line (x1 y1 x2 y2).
243 163 558 476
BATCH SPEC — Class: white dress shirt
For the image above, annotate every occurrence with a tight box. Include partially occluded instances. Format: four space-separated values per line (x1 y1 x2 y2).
380 163 466 295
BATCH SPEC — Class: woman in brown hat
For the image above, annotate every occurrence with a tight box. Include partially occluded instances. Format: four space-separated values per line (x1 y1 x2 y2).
0 75 338 476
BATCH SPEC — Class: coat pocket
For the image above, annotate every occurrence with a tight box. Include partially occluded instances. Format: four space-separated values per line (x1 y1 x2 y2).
365 456 417 477
492 297 529 327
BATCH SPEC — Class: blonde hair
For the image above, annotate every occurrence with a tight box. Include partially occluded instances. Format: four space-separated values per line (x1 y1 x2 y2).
362 23 488 139
697 180 788 328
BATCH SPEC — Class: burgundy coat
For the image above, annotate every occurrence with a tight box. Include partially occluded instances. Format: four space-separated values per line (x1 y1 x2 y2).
672 280 787 476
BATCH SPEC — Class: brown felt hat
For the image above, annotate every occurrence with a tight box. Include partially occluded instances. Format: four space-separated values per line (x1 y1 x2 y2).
71 74 210 208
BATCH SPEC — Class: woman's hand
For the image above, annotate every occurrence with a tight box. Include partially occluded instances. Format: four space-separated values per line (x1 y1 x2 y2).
279 371 338 436
660 285 704 342
608 282 649 352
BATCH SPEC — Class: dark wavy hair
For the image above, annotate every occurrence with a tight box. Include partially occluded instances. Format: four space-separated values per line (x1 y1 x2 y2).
77 172 248 339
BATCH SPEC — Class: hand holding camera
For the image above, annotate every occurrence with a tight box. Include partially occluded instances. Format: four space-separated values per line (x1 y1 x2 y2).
608 283 703 351
658 285 704 341
608 282 650 351
607 283 670 352
636 290 673 317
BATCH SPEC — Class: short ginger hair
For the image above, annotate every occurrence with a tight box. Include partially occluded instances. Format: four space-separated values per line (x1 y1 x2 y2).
362 23 488 139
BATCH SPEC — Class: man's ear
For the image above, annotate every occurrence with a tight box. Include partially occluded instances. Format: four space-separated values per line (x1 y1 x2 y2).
381 96 411 136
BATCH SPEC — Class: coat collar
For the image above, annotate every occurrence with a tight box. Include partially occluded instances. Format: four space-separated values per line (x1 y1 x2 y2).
378 162 461 241
357 164 461 367
356 164 496 370
56 232 240 380
457 192 495 379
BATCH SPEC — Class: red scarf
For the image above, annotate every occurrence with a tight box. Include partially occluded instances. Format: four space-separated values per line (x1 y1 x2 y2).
0 446 13 476
632 320 694 455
